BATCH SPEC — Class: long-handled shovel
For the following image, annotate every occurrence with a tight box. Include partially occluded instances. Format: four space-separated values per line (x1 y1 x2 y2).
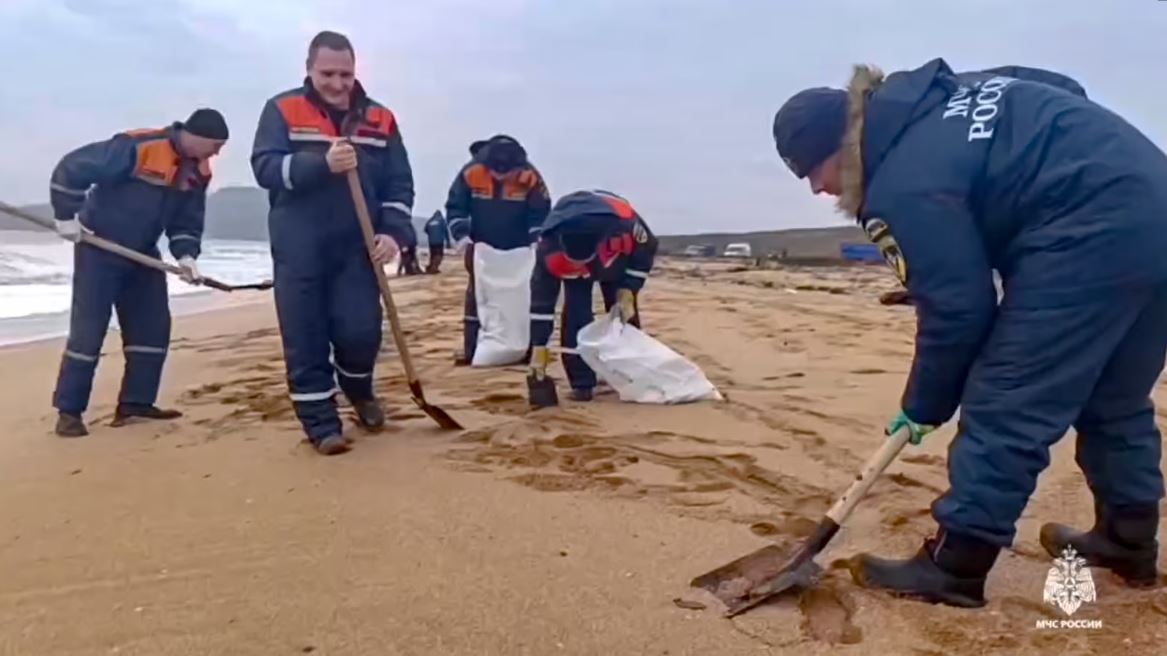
0 201 273 293
344 168 463 431
690 425 912 617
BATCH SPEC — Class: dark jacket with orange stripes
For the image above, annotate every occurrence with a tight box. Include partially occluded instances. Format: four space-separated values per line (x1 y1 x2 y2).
49 124 211 260
529 190 658 347
444 136 550 250
250 79 415 254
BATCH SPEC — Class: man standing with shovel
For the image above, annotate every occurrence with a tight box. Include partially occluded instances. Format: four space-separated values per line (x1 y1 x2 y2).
47 109 228 438
766 58 1167 607
250 30 413 456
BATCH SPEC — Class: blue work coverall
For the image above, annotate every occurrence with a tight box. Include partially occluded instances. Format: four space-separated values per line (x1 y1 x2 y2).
49 125 209 416
842 58 1167 546
251 79 415 442
529 190 658 391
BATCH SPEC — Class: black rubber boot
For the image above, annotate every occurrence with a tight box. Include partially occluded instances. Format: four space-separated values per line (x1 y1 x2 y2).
849 528 1001 608
55 412 89 438
314 435 350 456
111 403 183 426
570 387 594 402
353 399 386 431
1040 501 1160 587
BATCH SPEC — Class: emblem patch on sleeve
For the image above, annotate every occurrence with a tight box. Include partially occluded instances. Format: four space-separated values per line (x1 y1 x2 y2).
863 217 908 285
632 219 648 244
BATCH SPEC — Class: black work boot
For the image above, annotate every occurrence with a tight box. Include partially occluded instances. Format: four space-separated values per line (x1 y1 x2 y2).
111 403 183 426
1040 501 1160 587
314 435 350 456
570 387 594 402
850 528 1001 608
353 398 386 431
55 412 89 438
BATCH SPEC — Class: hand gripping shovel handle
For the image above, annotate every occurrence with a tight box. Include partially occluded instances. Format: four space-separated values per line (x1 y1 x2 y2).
0 201 271 293
344 169 462 430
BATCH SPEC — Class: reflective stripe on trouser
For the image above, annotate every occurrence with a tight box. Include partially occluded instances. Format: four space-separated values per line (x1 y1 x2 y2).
932 283 1167 547
560 280 640 390
273 248 382 442
53 245 171 415
462 245 479 360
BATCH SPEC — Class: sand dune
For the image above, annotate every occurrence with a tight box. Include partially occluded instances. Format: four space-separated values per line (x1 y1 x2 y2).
0 258 1164 655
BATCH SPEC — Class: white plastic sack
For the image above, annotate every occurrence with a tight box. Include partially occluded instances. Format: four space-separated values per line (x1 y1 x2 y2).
576 308 723 404
471 243 535 367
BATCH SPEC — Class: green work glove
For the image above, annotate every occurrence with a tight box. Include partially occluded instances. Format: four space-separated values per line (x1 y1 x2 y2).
887 410 936 445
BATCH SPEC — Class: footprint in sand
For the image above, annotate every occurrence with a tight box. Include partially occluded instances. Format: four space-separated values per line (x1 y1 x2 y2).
798 585 863 645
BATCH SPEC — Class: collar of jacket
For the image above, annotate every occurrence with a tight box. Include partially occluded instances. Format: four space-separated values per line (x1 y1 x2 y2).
838 64 885 221
300 76 372 124
165 121 193 159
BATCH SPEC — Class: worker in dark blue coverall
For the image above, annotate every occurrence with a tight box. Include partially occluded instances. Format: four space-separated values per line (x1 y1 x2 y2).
48 109 229 438
446 135 550 365
527 190 658 401
424 210 452 274
250 31 414 456
772 58 1167 607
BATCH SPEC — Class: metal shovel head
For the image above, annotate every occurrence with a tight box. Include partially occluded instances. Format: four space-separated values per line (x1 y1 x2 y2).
527 373 559 409
408 381 463 430
690 543 824 617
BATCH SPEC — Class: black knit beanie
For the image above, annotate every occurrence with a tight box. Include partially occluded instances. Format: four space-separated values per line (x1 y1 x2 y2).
183 108 229 140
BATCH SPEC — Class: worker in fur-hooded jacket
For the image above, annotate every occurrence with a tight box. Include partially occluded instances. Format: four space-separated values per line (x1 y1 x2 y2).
772 58 1167 607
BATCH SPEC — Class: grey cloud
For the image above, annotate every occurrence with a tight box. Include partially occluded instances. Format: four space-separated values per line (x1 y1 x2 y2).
1 0 1164 236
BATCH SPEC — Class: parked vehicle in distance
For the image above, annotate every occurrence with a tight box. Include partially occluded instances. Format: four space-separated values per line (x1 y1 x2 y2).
683 244 717 257
723 242 752 258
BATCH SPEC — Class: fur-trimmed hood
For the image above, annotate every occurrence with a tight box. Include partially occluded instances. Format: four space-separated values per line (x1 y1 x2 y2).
835 58 959 221
837 64 885 220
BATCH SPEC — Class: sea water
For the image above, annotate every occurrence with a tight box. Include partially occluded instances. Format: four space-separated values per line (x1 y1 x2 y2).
0 230 274 346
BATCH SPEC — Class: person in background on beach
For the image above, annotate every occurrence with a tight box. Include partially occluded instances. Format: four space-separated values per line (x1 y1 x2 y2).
250 30 414 456
396 228 423 277
47 109 229 438
446 135 551 365
423 210 451 274
771 58 1167 607
527 190 657 402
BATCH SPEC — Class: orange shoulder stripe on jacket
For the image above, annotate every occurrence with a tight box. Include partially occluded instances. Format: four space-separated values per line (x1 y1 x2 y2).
133 139 180 186
365 105 397 134
599 194 635 220
276 95 338 137
464 163 496 197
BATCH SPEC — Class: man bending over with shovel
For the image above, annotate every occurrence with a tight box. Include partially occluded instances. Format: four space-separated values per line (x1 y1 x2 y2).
48 109 228 438
771 58 1167 607
527 190 657 406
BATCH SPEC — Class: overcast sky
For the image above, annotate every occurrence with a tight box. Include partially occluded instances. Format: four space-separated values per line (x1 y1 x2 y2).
1 0 1164 235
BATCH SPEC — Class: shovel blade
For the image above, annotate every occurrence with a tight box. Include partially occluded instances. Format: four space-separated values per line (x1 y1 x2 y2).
691 543 824 617
527 373 559 408
408 381 463 430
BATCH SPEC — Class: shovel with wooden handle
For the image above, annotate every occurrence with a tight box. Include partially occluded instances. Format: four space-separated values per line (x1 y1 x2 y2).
690 425 912 617
0 201 273 292
344 168 463 431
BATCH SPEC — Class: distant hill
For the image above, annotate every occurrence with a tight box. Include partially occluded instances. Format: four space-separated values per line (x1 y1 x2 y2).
0 189 276 240
3 186 870 259
656 225 868 259
1 186 434 244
